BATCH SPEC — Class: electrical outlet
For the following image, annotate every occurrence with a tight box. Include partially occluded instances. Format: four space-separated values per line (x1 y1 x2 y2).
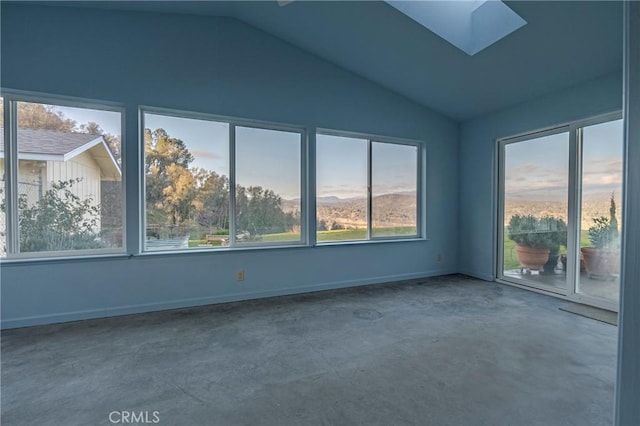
236 271 245 282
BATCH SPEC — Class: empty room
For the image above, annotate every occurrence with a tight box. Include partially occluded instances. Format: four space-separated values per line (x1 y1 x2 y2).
1 1 638 425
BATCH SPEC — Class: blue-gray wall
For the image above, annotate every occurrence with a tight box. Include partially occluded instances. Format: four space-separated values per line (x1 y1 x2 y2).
458 72 623 281
616 2 640 423
0 5 459 328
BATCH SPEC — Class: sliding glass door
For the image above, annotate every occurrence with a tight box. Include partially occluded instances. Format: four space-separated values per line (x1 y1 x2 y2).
577 119 623 305
500 130 570 294
498 115 623 310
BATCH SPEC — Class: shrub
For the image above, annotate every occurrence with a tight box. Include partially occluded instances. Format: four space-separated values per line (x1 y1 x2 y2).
588 193 619 249
539 216 567 254
1 179 105 252
507 214 565 249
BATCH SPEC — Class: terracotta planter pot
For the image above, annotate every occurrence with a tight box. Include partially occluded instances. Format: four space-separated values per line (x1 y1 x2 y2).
581 247 620 278
515 245 550 271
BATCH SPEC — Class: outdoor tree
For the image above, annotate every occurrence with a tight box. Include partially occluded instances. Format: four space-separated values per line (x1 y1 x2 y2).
144 128 195 228
0 179 104 252
13 102 77 132
142 126 298 239
163 163 197 226
192 168 230 232
0 103 125 249
80 121 121 163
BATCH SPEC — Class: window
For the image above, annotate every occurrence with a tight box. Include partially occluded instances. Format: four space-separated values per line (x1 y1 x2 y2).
372 142 419 237
142 110 304 251
316 132 421 243
235 126 301 245
497 114 623 310
0 95 125 258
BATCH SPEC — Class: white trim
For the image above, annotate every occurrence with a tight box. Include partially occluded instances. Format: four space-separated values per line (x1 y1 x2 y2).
0 152 63 161
0 269 456 330
306 128 317 246
496 110 624 312
139 106 307 253
0 89 126 259
63 136 104 161
139 104 304 135
566 127 580 300
3 247 124 261
367 139 373 239
316 128 425 244
229 123 237 248
7 99 19 255
316 127 424 147
496 278 619 313
0 88 125 111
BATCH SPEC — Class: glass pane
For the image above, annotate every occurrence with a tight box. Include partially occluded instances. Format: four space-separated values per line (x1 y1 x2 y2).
502 132 569 292
316 134 368 242
143 113 229 251
371 142 418 237
578 119 623 303
16 101 123 253
235 126 301 244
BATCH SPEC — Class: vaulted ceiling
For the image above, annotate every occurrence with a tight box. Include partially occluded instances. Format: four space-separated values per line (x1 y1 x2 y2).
28 1 623 121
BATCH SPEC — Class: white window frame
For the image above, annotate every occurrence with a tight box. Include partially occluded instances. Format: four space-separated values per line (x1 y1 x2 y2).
315 128 426 244
140 106 308 253
0 89 127 260
496 111 623 312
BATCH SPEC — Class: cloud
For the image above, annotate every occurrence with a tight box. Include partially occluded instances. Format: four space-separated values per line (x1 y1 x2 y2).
191 150 222 160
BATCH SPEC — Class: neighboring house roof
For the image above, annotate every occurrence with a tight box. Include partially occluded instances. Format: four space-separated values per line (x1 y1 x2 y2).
0 127 121 180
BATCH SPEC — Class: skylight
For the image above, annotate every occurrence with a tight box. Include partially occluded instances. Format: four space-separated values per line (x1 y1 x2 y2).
385 0 527 56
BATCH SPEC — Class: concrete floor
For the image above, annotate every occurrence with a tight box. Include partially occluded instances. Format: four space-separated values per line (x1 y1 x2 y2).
1 275 618 426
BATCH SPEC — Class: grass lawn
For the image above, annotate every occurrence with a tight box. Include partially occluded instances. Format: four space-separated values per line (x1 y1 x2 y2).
503 230 590 270
317 228 367 242
184 226 418 245
317 226 417 242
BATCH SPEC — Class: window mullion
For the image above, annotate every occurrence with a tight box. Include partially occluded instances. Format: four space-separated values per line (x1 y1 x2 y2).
367 139 372 240
5 99 19 255
229 124 237 248
566 127 581 297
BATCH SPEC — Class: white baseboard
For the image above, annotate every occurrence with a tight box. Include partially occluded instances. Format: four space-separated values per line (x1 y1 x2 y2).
1 269 456 329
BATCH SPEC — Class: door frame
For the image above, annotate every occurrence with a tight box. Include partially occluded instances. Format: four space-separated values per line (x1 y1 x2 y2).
496 111 622 312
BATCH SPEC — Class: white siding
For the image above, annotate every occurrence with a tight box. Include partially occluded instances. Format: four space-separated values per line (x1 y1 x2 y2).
46 152 102 229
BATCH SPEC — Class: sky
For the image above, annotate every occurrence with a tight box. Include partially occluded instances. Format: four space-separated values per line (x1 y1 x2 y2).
505 119 623 200
51 103 618 204
316 134 368 199
316 134 418 199
145 113 301 199
49 105 420 201
56 105 122 136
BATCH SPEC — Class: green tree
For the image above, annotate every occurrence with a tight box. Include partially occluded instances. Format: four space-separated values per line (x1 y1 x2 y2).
1 179 104 252
0 102 77 132
192 168 230 231
144 128 196 228
80 121 121 163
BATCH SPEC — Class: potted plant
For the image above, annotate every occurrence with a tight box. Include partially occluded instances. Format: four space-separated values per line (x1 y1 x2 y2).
507 214 553 272
581 194 620 279
540 216 567 274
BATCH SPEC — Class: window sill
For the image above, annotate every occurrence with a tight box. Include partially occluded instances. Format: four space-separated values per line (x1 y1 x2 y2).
0 251 130 265
315 237 428 247
0 237 430 265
